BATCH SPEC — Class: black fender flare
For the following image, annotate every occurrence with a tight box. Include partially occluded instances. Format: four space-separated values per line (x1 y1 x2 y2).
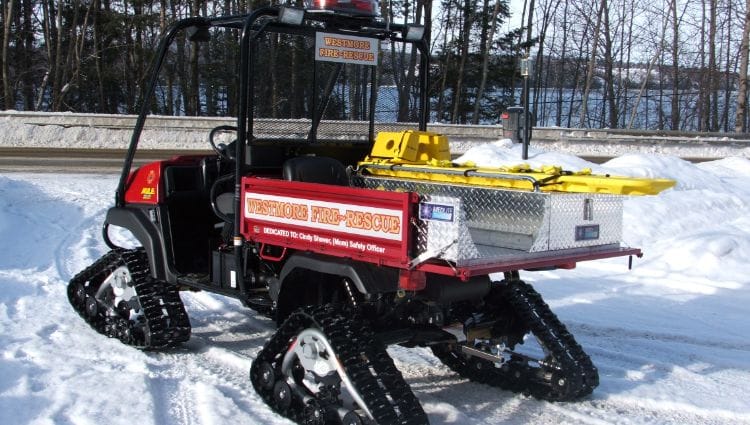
273 252 399 302
103 206 174 282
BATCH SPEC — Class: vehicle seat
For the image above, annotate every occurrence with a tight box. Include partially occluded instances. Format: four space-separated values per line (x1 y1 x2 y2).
282 156 349 186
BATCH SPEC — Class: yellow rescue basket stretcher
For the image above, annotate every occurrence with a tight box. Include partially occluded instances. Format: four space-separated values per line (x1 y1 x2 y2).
358 131 676 196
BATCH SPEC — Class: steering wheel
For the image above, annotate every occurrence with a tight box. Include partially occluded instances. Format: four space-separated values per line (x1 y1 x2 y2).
209 125 238 162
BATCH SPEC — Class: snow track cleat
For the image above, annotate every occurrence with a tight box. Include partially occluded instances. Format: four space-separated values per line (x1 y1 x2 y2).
432 275 598 402
251 305 428 425
67 248 191 350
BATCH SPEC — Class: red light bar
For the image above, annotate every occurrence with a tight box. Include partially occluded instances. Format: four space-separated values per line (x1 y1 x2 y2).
306 0 379 16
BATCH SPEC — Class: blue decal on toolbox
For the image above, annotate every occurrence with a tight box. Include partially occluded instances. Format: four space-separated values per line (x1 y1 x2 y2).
419 203 455 222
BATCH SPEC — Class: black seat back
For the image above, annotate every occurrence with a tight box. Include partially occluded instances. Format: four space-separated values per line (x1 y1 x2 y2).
282 156 349 186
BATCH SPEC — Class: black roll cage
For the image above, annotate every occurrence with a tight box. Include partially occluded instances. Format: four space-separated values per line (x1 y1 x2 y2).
115 7 430 209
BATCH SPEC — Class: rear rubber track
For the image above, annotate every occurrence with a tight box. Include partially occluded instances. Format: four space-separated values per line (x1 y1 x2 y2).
250 304 428 425
67 248 191 350
432 278 599 401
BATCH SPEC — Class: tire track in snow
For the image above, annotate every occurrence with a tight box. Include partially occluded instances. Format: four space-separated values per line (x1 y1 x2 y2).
388 338 750 425
389 347 559 425
146 372 198 425
143 338 289 424
568 321 750 376
141 289 287 424
576 395 750 425
569 322 750 352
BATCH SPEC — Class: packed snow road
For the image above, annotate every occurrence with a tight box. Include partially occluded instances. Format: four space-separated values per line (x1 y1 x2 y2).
1 141 750 424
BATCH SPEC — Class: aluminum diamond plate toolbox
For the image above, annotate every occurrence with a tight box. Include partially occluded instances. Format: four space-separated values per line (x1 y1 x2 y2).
352 175 624 266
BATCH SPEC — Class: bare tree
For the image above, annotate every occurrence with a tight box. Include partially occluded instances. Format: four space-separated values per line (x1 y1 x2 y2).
450 0 475 123
601 0 617 128
628 2 670 129
472 0 504 124
531 0 561 125
434 0 456 122
2 0 16 109
669 0 682 130
554 0 569 127
737 0 750 132
580 0 606 126
51 0 69 111
709 0 718 130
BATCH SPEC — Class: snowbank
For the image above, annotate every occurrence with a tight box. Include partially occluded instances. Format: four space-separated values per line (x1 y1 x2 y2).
1 141 750 424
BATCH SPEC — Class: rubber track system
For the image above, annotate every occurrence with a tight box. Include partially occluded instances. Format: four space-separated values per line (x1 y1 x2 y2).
67 248 191 350
432 279 599 401
250 305 428 425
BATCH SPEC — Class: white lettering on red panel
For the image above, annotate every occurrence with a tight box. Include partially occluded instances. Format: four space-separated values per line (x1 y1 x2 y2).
244 193 403 241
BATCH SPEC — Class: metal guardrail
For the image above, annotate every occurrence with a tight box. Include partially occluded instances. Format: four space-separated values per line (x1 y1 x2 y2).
2 111 748 159
0 111 503 140
5 110 750 141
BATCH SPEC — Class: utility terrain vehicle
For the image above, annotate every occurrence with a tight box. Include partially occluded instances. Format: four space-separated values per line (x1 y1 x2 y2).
68 2 673 424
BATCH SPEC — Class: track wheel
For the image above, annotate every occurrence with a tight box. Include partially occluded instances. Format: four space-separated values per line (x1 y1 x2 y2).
70 281 87 307
85 295 99 317
255 362 276 391
342 410 365 425
273 380 294 411
302 399 336 425
251 305 428 425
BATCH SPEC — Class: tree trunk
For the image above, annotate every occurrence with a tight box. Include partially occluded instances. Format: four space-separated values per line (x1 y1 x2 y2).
21 0 33 109
451 0 474 124
435 3 454 122
670 0 680 130
93 0 106 111
628 1 670 129
699 0 708 130
708 0 718 131
38 0 54 111
189 45 200 116
398 0 422 122
601 0 617 128
658 53 665 129
555 0 569 127
52 0 81 111
472 0 502 124
62 0 94 111
580 0 606 127
621 0 635 128
721 1 732 132
3 0 17 109
736 0 750 132
531 0 559 125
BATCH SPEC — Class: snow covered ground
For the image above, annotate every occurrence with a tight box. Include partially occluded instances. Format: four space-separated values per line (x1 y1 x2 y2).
2 139 750 424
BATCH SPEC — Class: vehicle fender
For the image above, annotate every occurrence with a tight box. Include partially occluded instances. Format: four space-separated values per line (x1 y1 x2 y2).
104 206 172 282
273 252 399 301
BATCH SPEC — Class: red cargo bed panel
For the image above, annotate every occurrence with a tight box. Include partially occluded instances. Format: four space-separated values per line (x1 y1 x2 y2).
241 177 416 267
